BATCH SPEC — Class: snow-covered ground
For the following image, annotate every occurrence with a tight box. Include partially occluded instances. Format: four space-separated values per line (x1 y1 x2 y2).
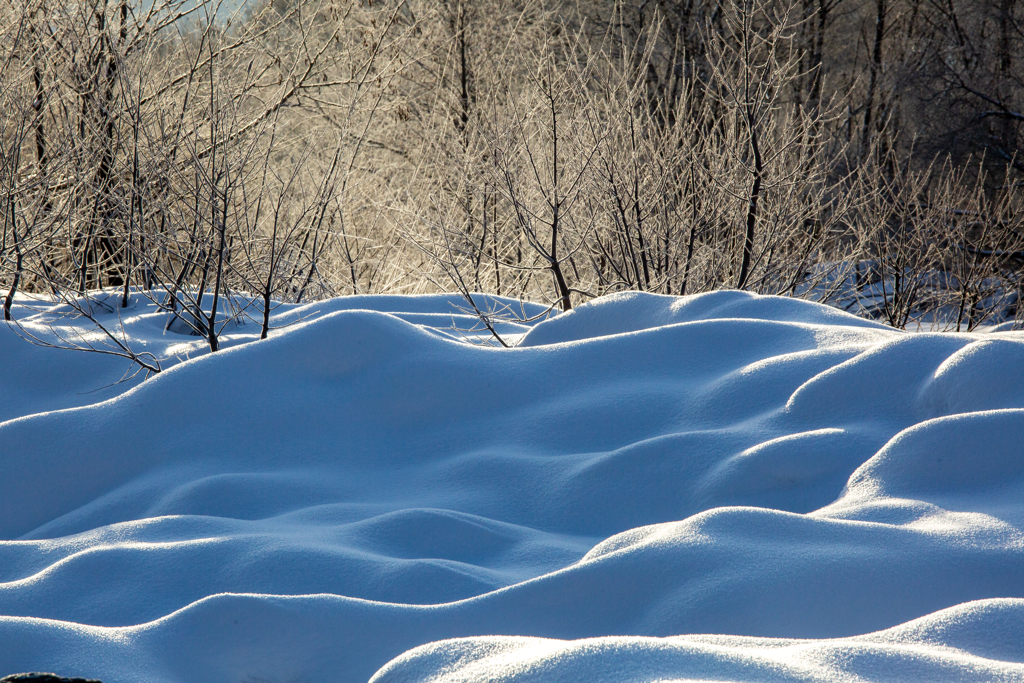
1 290 1023 683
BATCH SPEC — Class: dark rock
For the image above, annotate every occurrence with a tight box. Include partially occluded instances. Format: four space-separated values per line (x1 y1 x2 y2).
2 675 102 683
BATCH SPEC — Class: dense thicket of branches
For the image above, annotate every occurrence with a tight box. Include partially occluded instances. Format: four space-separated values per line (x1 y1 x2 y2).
4 0 1024 350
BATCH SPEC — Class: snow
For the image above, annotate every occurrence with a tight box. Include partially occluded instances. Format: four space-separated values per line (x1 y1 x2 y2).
1 289 1022 683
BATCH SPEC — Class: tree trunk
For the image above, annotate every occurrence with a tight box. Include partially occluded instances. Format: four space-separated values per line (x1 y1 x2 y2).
861 0 886 158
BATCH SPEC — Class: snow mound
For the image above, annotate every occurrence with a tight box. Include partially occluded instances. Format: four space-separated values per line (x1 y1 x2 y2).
517 290 889 346
1 290 1023 683
371 600 1024 683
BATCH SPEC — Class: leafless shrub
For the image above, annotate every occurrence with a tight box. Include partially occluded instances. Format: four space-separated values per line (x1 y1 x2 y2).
5 0 1024 368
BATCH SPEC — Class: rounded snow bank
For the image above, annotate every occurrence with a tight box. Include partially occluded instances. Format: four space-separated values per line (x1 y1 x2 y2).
370 599 1024 683
519 290 889 346
840 408 1024 504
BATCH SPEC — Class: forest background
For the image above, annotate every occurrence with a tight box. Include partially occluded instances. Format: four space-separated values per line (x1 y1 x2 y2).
3 0 1024 353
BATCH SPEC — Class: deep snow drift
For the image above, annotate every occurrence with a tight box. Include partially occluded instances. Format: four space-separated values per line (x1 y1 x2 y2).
1 290 1023 683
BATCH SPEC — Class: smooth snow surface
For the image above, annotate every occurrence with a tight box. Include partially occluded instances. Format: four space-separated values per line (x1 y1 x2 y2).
1 290 1023 683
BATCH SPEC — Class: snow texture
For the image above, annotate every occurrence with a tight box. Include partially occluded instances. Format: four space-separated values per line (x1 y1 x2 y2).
1 289 1022 683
